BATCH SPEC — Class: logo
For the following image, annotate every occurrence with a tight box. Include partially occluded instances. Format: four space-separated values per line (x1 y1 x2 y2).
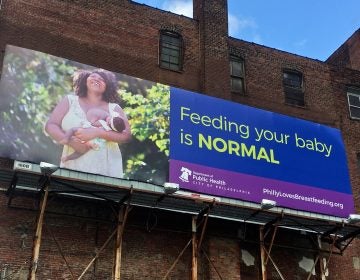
14 161 32 170
179 167 192 182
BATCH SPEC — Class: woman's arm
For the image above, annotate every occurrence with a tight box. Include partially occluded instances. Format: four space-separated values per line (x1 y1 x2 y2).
45 96 90 154
74 105 132 144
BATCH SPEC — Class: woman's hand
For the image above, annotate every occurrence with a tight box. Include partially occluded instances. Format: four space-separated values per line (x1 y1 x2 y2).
68 137 91 154
74 127 101 142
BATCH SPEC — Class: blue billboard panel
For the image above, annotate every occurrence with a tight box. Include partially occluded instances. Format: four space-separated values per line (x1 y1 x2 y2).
169 88 354 217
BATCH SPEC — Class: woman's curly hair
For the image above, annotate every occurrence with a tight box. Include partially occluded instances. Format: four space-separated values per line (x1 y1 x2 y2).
73 69 122 104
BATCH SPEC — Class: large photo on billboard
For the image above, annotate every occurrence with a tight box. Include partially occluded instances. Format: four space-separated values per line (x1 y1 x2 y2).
0 45 354 217
0 45 169 184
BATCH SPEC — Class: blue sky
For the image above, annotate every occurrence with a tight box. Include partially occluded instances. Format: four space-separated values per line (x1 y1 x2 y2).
133 0 360 61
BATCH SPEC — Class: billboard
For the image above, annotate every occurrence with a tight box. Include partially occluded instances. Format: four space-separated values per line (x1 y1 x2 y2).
0 45 354 217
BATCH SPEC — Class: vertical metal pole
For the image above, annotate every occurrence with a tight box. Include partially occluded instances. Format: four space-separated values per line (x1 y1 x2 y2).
114 207 125 280
28 184 49 280
191 216 198 280
317 235 327 280
259 226 267 280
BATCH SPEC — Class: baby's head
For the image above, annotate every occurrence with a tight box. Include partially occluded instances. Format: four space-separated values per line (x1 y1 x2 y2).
107 116 126 132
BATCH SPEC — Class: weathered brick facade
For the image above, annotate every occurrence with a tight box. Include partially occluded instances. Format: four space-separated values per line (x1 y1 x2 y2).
0 0 360 279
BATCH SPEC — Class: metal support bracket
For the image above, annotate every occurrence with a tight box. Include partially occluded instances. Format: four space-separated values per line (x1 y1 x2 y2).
197 199 215 253
6 172 18 206
335 227 360 253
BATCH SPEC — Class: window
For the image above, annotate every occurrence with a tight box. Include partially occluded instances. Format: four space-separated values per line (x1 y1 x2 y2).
283 70 304 106
347 87 360 120
159 31 183 71
230 56 245 94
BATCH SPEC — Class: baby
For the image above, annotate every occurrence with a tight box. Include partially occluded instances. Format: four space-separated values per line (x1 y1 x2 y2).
60 108 125 162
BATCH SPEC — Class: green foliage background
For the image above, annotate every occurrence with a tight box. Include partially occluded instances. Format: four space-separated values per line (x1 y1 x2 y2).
0 45 169 184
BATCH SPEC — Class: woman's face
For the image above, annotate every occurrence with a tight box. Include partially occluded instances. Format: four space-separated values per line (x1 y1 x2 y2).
86 73 106 94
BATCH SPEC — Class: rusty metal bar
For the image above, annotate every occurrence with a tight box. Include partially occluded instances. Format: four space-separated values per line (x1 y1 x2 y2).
259 226 267 280
162 239 192 280
113 201 131 280
28 184 49 280
323 233 337 275
263 246 285 280
113 207 125 280
336 228 360 251
264 215 282 238
306 255 319 280
197 199 215 253
77 228 117 280
319 257 326 280
197 213 209 253
113 188 133 279
265 224 279 265
192 216 198 280
200 247 223 280
45 225 75 280
6 172 18 206
338 234 356 254
321 226 342 239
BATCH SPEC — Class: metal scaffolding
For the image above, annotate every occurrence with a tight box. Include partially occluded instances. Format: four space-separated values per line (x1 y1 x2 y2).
2 163 360 279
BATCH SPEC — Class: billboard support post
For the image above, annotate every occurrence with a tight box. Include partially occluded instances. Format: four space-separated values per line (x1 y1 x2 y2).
113 196 131 280
191 216 198 280
113 206 125 280
28 178 50 280
317 236 329 280
259 226 267 280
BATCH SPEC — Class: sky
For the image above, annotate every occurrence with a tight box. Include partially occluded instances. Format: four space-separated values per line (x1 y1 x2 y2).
133 0 360 61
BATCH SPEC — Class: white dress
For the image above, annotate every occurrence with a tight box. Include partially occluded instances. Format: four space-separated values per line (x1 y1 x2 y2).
60 95 124 178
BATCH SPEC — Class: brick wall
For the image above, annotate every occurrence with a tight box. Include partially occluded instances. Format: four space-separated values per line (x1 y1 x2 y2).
229 38 338 126
1 0 360 279
0 0 201 92
327 29 360 71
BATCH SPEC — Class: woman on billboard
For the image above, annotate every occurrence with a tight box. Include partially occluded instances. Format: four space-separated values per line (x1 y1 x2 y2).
45 69 131 178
